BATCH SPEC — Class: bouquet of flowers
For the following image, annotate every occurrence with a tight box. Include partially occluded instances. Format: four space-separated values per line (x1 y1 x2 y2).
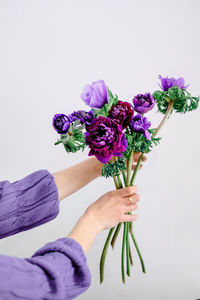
52 76 199 283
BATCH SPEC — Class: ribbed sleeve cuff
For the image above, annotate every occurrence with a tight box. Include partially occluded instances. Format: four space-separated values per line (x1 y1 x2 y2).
28 237 91 299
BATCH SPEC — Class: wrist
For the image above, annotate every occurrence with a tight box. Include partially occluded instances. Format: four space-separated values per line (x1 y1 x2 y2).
68 211 101 254
89 156 103 178
82 208 103 234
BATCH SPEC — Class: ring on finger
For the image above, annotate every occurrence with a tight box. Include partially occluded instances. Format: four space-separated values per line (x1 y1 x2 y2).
128 197 134 204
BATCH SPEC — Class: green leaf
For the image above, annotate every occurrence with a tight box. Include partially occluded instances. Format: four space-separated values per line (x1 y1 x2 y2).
92 88 119 118
153 90 169 114
102 157 126 178
168 86 185 101
123 129 161 156
149 129 162 146
153 86 199 114
54 123 86 153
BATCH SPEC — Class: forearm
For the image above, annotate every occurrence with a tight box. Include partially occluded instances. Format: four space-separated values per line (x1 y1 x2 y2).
52 156 103 201
68 212 100 254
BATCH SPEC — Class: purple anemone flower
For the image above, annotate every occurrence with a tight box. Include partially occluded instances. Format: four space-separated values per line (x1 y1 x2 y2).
52 114 71 134
85 116 127 164
132 93 156 114
130 113 151 140
159 75 189 91
68 110 94 126
81 80 108 109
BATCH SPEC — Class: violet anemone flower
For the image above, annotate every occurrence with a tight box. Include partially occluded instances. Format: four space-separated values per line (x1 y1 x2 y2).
159 75 189 91
52 114 71 134
132 93 156 114
68 110 94 126
130 113 151 140
81 80 108 109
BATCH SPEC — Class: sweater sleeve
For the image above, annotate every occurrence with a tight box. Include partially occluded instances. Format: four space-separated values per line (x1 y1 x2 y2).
0 169 59 239
0 237 91 300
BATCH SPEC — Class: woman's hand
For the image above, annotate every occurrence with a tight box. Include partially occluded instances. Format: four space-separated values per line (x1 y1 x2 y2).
85 185 139 232
68 186 139 254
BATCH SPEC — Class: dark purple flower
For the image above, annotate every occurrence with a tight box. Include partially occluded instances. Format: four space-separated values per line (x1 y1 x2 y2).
81 80 108 109
159 75 189 91
132 93 156 114
108 100 134 128
68 110 94 126
130 113 151 140
52 114 71 134
85 116 127 164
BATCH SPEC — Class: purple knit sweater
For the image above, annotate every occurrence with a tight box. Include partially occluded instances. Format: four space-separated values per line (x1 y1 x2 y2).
0 169 91 299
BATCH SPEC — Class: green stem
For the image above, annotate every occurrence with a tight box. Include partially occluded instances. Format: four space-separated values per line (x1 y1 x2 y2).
130 153 144 186
130 220 133 232
126 151 133 187
126 222 130 276
113 176 119 189
153 101 174 137
100 227 115 283
129 242 133 266
99 175 121 283
120 152 133 281
129 156 146 273
110 175 123 249
110 161 124 248
103 105 108 116
121 222 126 283
117 174 123 188
130 229 146 273
129 151 143 272
128 102 174 273
122 169 127 186
128 210 145 273
111 223 122 249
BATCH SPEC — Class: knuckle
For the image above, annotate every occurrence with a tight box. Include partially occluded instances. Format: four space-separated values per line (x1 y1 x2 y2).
137 193 140 201
127 186 134 194
127 185 137 194
133 193 140 201
131 214 138 221
126 216 132 222
133 185 138 193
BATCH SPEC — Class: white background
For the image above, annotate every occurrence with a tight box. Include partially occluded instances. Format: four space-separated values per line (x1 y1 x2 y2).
0 1 200 299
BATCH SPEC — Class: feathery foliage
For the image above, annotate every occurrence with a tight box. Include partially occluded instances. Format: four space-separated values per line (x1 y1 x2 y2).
54 121 86 153
124 130 161 158
153 86 199 114
102 157 126 178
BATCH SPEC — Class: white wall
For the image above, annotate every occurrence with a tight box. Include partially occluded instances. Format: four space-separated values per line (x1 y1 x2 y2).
0 1 200 299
